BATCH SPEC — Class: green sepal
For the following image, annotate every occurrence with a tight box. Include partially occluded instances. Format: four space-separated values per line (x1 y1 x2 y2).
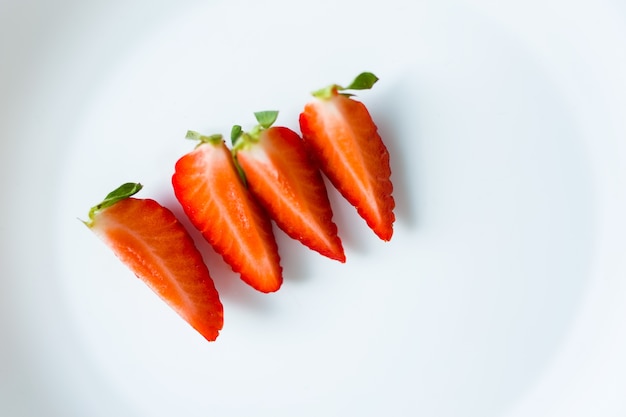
253 110 279 129
312 72 379 99
230 110 280 186
185 130 223 147
85 182 142 226
231 125 243 146
345 72 379 90
231 151 248 188
232 110 279 153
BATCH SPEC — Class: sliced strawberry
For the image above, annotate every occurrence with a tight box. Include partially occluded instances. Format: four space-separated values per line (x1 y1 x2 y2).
84 182 224 342
232 111 346 262
172 132 283 293
299 72 395 241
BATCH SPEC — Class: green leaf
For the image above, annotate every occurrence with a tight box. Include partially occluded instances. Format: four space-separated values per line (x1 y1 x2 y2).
253 110 279 129
86 182 142 225
231 125 243 145
345 72 379 90
103 182 142 202
311 72 379 99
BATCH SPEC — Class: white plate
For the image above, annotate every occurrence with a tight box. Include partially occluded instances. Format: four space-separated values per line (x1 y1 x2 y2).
2 0 626 415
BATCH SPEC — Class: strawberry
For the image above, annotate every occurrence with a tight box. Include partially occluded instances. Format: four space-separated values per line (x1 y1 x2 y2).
172 132 283 293
299 72 395 241
232 111 346 262
83 182 224 342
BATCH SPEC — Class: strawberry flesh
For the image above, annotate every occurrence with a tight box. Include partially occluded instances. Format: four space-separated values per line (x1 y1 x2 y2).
235 125 346 262
172 135 283 293
88 195 224 342
299 92 395 241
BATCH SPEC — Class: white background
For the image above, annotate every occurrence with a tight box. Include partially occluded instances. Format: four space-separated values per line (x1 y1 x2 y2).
1 0 626 416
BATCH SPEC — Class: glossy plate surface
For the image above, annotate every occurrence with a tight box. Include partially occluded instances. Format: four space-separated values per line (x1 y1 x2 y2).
2 0 626 415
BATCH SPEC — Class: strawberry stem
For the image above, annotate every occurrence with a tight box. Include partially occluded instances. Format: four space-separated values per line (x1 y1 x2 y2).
231 111 279 187
311 72 379 99
311 84 339 100
232 110 279 150
85 182 142 226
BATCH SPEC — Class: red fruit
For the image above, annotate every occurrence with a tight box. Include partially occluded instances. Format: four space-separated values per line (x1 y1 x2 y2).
232 111 346 262
172 132 283 293
84 183 224 342
299 72 395 241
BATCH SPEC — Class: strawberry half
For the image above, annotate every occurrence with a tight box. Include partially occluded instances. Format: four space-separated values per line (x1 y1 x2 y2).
232 111 346 262
299 72 395 241
84 182 224 342
172 132 283 293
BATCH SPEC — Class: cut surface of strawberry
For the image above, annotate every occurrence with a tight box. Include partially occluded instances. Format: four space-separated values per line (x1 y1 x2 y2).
172 132 283 293
299 72 395 241
84 182 224 342
232 111 346 262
